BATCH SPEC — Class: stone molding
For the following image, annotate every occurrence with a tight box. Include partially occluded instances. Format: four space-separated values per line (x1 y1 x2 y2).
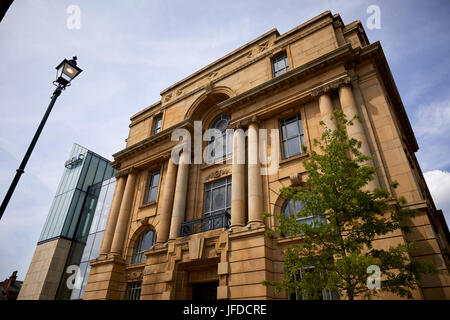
310 76 352 97
205 168 231 181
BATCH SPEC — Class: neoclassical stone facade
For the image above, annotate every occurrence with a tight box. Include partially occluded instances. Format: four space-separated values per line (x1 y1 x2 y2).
84 11 450 300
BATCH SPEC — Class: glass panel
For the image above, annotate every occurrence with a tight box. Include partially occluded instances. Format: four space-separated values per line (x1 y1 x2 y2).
287 138 301 156
89 231 104 260
286 120 299 138
93 160 107 185
203 190 211 213
148 187 157 203
212 179 225 188
81 156 99 191
151 172 160 187
227 184 231 207
79 264 91 299
81 234 94 262
212 187 225 211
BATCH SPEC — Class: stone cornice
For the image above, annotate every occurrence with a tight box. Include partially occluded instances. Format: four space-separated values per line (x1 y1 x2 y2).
112 119 194 165
356 41 418 153
142 12 338 117
219 43 354 112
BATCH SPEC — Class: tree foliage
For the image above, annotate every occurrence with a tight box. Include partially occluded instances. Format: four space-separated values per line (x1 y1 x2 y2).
264 111 439 300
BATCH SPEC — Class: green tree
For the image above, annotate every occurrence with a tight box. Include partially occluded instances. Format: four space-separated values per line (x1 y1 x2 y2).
264 111 439 300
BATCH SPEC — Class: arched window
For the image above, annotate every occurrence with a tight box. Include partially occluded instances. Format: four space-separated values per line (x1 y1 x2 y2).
282 200 326 226
131 230 156 264
206 114 232 163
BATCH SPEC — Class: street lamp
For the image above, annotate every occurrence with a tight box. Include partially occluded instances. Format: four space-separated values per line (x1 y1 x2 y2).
0 56 83 221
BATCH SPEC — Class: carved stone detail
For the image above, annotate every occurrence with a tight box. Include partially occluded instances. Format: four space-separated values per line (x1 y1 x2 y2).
127 271 143 281
206 168 231 181
208 71 218 79
164 93 172 102
259 41 269 52
310 76 352 97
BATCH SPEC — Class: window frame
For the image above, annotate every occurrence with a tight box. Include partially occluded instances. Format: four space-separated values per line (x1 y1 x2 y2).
282 199 327 226
131 229 156 265
279 114 305 160
144 169 160 204
271 51 290 78
206 114 232 163
203 176 232 218
152 114 162 135
125 281 142 300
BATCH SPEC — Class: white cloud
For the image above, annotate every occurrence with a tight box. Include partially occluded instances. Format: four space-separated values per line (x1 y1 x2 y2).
412 97 450 171
424 170 450 225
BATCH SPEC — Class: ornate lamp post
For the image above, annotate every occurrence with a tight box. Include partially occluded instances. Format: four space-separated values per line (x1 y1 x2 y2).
0 57 83 220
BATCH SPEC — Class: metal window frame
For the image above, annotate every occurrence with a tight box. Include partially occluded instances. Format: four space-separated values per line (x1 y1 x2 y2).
279 114 305 159
152 115 162 135
203 177 232 217
145 169 160 203
207 114 232 162
272 52 290 77
131 230 156 264
125 281 142 300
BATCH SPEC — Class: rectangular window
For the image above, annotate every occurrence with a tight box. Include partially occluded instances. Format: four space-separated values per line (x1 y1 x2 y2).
152 114 162 135
204 177 232 217
145 169 160 203
125 281 142 300
272 52 289 77
280 114 305 159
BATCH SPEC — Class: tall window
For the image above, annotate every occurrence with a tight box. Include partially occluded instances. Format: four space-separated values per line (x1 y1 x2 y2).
206 114 232 163
204 177 232 217
272 52 289 77
289 266 339 300
132 230 156 264
145 169 160 203
280 114 305 159
125 281 142 300
152 114 162 135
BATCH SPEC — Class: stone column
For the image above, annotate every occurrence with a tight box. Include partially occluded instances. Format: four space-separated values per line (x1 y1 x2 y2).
110 170 137 255
318 92 337 132
339 84 379 189
231 127 246 228
156 157 178 244
247 120 264 226
169 151 190 239
99 174 127 256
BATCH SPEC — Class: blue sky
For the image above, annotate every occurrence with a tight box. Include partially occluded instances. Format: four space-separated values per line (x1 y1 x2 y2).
0 0 449 281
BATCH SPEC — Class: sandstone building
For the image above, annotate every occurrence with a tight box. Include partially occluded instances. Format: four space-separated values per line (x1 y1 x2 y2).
83 11 450 300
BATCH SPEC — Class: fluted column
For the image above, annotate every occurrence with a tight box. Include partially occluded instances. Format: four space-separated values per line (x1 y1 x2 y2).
156 157 178 244
247 120 264 226
339 84 379 189
318 92 337 132
99 174 127 256
231 127 246 228
169 151 190 239
110 170 137 255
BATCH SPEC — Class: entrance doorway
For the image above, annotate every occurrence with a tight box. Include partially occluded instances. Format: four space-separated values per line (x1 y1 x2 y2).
192 281 218 300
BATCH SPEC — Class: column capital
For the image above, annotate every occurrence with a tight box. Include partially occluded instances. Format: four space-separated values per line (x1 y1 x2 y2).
115 166 138 179
310 76 352 98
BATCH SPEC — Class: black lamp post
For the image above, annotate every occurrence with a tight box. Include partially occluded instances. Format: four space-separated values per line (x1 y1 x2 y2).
0 57 83 221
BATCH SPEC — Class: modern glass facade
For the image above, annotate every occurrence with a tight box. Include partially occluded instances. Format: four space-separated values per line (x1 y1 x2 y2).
56 177 117 299
38 143 115 243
